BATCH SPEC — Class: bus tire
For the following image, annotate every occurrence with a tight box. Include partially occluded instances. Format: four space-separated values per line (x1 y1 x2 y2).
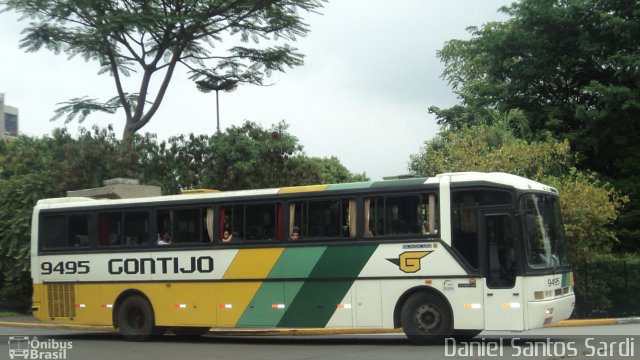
117 295 157 341
400 292 452 345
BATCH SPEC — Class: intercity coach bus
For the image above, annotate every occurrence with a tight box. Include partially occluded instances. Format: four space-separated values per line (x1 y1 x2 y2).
30 172 574 344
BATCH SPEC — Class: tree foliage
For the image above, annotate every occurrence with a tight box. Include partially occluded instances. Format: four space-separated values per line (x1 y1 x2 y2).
2 0 325 137
409 120 627 264
545 171 626 263
0 121 365 312
429 0 640 251
408 122 572 180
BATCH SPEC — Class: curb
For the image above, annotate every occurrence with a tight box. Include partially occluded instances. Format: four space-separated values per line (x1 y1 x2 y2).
1 317 638 335
547 317 640 328
547 318 617 327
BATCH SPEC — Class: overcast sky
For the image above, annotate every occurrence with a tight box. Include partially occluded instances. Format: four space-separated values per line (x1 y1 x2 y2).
0 1 512 181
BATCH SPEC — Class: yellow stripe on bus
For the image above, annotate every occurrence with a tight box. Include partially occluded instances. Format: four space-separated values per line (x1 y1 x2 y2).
218 248 285 326
277 185 328 194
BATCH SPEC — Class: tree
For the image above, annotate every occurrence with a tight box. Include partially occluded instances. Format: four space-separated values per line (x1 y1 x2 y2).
3 0 325 137
180 120 368 190
429 0 640 251
409 121 627 264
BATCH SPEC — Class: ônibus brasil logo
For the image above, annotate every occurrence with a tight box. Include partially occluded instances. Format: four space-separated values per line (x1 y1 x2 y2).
8 336 73 360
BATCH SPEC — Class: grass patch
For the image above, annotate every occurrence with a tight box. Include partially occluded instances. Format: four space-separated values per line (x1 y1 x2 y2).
0 311 19 317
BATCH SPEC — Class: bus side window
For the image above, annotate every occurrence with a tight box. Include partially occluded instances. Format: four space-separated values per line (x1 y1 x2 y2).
290 198 355 240
42 216 67 249
220 205 243 242
124 212 148 245
69 215 91 247
174 208 202 243
365 197 384 236
364 193 438 238
219 204 278 243
421 193 439 236
99 213 122 247
41 214 92 249
451 192 480 269
245 204 277 241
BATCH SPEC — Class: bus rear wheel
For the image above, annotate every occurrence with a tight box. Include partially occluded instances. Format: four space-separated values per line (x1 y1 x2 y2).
117 295 157 341
400 292 452 345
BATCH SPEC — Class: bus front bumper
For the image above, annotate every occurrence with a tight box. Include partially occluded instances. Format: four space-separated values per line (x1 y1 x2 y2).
528 294 575 329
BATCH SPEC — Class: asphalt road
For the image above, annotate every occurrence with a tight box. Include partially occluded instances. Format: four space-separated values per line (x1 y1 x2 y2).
1 324 638 360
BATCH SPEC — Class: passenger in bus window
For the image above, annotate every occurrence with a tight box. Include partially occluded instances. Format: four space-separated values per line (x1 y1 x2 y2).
74 234 90 247
222 230 233 243
157 230 172 245
290 227 300 240
374 218 384 236
421 220 439 235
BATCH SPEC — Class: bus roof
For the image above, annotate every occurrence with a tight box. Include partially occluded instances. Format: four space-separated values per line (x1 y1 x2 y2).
36 172 555 209
440 172 557 193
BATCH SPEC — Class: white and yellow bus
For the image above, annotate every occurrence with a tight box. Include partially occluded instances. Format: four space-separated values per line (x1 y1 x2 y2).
30 172 574 343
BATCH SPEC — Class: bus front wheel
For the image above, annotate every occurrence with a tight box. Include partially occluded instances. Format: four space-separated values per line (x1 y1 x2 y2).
117 295 157 341
400 292 452 345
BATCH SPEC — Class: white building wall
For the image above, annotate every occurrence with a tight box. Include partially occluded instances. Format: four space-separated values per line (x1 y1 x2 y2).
1 93 19 139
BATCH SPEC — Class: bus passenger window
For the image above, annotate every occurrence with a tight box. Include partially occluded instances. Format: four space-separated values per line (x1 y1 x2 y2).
421 193 439 235
42 216 67 249
41 214 92 249
156 208 211 244
124 212 148 245
99 213 122 246
365 197 384 236
486 214 516 288
288 198 355 241
220 204 278 242
246 204 276 241
69 215 91 247
174 209 201 243
451 192 479 269
220 205 241 243
451 190 512 270
364 193 438 238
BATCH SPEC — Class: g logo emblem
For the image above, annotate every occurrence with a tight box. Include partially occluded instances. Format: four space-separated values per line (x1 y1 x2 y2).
387 251 432 273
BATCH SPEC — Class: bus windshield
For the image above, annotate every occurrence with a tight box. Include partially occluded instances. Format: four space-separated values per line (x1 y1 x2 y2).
520 193 570 269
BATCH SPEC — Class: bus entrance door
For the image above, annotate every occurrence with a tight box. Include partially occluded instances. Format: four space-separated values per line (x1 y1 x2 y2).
481 211 525 331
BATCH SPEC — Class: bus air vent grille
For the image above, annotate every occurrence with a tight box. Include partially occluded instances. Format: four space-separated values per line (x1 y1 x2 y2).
47 284 76 318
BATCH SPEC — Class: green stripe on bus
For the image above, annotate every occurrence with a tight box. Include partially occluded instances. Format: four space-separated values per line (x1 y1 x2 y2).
325 182 372 191
236 247 326 327
370 178 427 188
278 244 378 327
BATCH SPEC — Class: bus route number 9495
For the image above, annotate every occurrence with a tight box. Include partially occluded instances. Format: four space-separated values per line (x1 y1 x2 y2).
547 277 560 287
41 261 90 275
